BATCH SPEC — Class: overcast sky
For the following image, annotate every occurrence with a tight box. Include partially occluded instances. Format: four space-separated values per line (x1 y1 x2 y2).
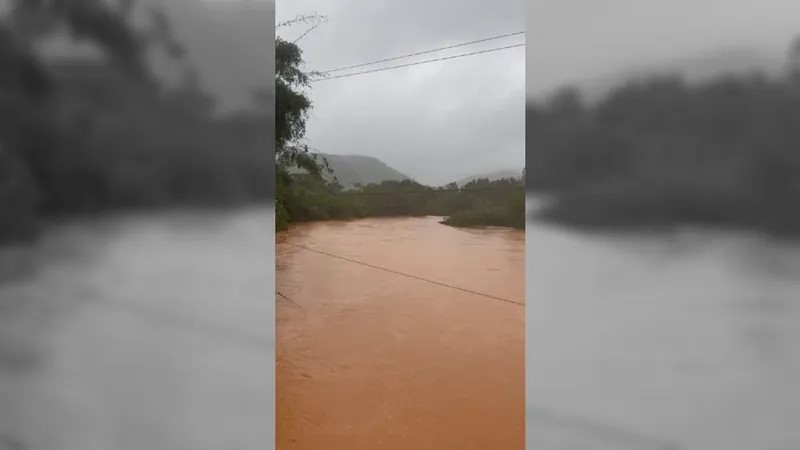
529 0 800 101
192 0 800 184
276 0 525 185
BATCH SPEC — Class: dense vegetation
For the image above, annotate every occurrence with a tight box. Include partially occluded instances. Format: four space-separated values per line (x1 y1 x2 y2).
528 38 800 237
277 174 524 230
0 0 272 244
8 6 800 242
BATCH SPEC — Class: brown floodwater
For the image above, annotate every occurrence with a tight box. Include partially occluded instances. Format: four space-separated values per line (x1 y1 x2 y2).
276 216 525 450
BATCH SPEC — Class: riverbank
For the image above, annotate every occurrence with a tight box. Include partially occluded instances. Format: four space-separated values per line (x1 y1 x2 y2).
530 188 800 240
277 176 525 232
441 210 525 229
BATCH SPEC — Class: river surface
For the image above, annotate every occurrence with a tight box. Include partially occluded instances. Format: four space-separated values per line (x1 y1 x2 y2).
275 216 525 449
0 209 275 450
526 200 800 450
1 207 798 450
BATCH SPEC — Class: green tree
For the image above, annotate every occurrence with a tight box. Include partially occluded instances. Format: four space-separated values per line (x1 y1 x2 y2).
274 34 330 230
527 36 800 236
1 0 151 223
1 1 276 244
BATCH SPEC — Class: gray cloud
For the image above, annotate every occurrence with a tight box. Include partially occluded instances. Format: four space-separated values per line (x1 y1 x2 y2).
155 0 275 110
528 0 800 100
278 0 525 185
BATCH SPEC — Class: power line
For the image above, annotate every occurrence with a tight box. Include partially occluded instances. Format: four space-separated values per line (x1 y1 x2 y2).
528 407 681 450
95 297 273 350
310 43 525 83
277 290 306 313
274 267 678 449
318 31 525 74
279 290 678 449
286 243 524 306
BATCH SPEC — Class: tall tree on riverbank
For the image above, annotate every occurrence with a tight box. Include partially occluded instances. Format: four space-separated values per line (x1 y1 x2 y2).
1 1 275 244
1 0 150 226
275 22 331 230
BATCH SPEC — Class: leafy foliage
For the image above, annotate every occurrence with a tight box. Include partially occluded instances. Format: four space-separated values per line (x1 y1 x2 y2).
0 1 272 243
279 175 524 229
529 47 800 236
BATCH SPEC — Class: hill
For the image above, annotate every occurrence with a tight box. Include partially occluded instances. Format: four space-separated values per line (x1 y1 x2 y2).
291 154 410 188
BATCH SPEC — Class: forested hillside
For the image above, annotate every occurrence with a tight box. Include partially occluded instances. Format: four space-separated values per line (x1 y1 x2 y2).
528 40 800 236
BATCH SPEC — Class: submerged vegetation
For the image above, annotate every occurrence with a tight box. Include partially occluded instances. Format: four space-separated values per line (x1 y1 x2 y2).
528 38 800 237
276 174 524 231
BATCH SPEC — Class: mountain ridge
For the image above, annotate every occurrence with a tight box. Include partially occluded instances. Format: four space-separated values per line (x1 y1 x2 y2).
291 153 410 188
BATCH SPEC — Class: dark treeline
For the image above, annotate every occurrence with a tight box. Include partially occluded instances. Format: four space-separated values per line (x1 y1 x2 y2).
528 38 800 237
276 174 524 230
0 0 272 245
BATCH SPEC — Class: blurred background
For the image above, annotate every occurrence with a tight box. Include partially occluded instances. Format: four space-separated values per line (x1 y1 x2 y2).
0 1 275 449
527 1 800 449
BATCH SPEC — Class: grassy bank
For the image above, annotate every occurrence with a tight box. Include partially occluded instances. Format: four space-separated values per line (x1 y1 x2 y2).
277 174 524 231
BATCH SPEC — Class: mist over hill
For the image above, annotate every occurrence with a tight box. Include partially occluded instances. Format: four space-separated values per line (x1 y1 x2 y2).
322 154 410 187
290 153 410 188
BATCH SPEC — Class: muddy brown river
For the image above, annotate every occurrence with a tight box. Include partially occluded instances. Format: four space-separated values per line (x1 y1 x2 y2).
0 211 523 450
3 206 796 450
276 216 525 450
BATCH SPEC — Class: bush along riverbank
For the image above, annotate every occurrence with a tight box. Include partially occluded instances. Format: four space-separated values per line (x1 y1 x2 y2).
276 172 524 231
